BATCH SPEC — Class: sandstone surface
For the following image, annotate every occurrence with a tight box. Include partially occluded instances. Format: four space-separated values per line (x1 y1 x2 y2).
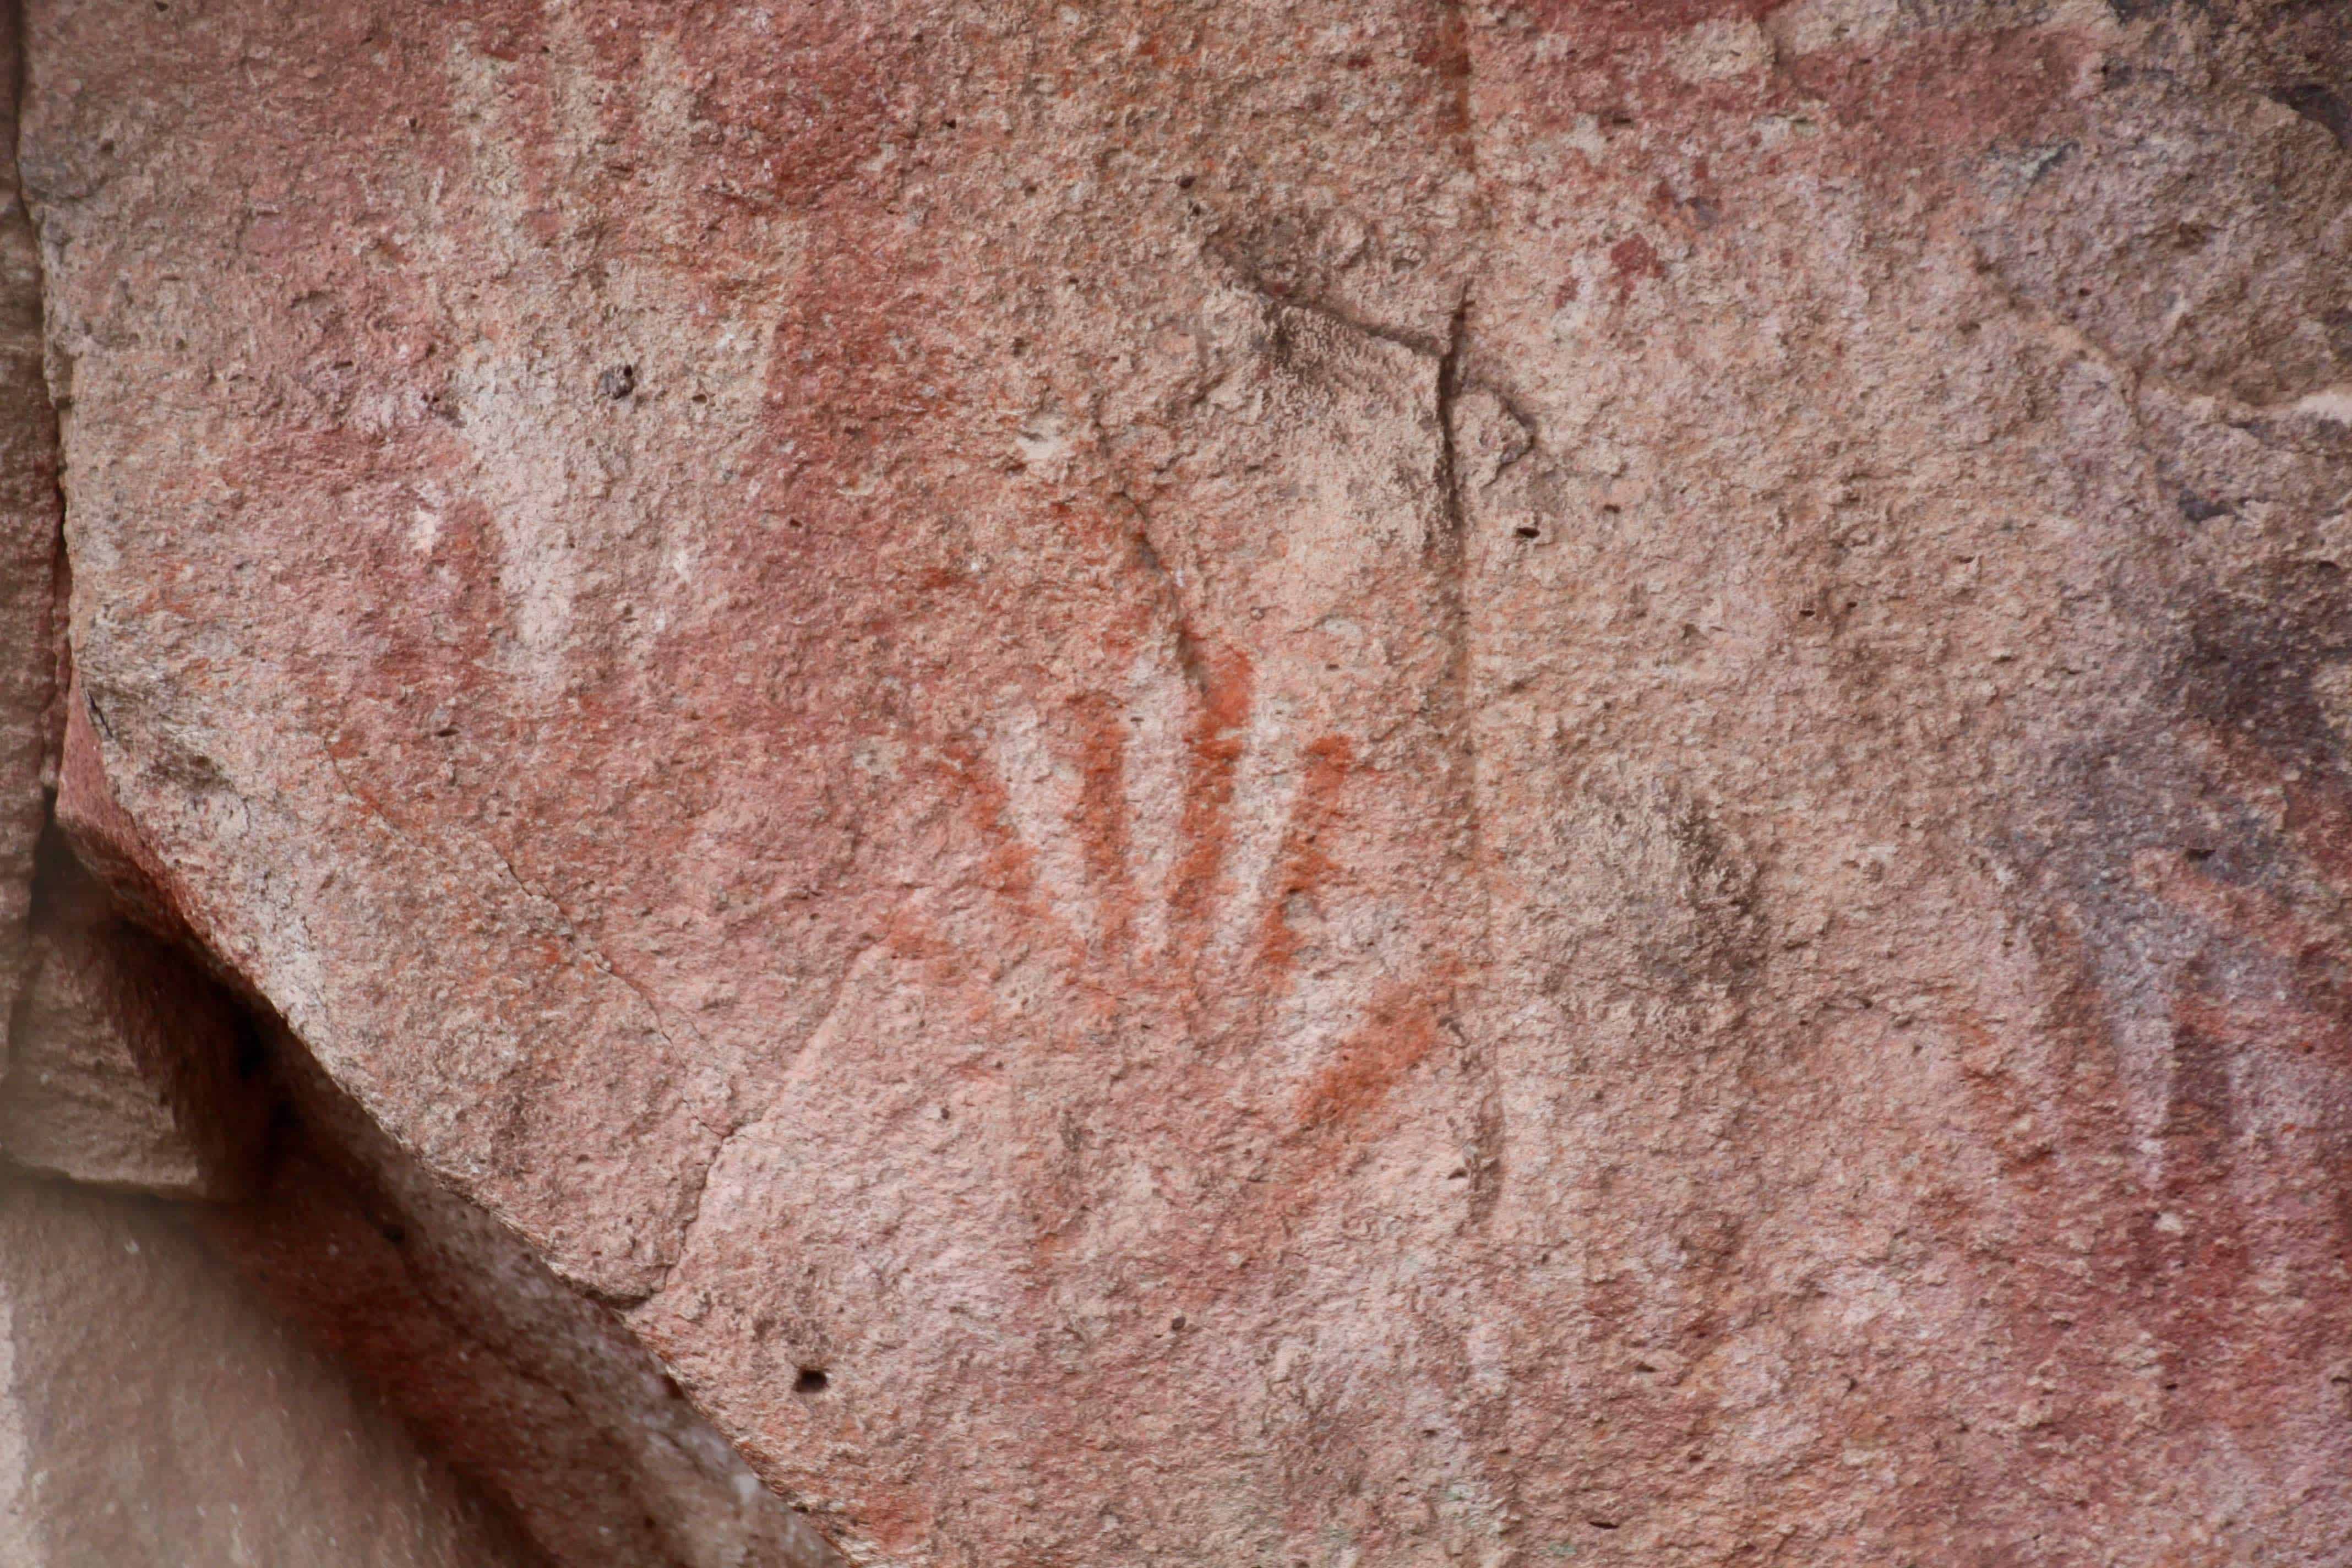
199 1015 841 1567
0 0 61 1059
12 0 2352 1564
0 1169 536 1566
0 824 263 1196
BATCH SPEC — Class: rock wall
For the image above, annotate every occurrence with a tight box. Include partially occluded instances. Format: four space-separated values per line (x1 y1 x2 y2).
0 0 61 1073
0 3 835 1562
199 1015 842 1568
7 0 2352 1564
0 1170 542 1567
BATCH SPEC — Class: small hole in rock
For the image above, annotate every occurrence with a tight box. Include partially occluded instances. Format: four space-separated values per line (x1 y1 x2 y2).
795 1368 830 1395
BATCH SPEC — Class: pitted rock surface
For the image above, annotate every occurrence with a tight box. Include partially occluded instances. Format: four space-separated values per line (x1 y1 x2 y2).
17 1 2352 1563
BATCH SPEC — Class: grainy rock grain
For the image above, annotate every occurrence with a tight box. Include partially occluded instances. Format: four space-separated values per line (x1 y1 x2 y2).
0 1171 538 1566
14 0 2352 1563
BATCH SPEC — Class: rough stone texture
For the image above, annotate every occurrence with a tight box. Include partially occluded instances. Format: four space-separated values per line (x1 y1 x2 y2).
18 1 2352 1565
201 1016 841 1568
0 822 263 1196
0 1169 537 1566
9 5 827 1565
0 1 62 1040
